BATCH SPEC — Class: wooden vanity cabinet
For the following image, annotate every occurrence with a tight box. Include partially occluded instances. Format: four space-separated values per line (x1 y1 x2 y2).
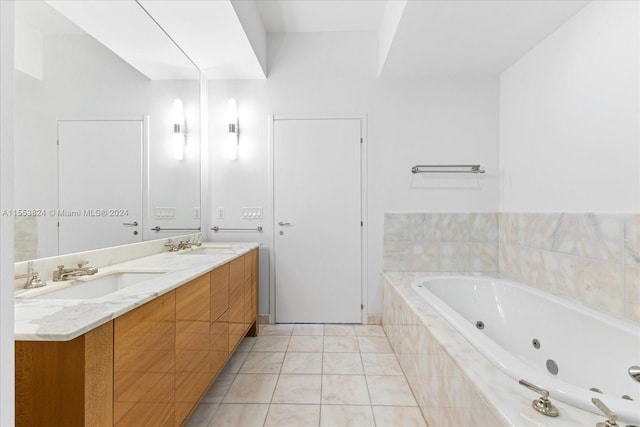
228 256 245 352
113 291 176 427
16 249 259 427
210 264 230 378
175 274 211 426
15 321 113 427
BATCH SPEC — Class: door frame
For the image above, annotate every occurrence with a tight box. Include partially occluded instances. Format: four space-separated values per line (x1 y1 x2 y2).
268 114 369 324
56 115 149 247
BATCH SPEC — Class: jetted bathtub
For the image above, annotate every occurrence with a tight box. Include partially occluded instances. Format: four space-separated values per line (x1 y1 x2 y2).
411 276 640 425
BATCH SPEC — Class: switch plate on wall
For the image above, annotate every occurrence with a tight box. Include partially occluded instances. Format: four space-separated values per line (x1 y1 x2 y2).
155 207 175 219
193 207 200 219
242 207 263 219
217 207 225 219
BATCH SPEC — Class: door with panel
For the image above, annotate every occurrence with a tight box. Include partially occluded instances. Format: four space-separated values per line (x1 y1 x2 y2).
273 118 362 324
57 119 143 254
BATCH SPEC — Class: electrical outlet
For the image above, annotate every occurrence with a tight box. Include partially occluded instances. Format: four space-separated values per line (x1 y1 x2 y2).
217 207 225 219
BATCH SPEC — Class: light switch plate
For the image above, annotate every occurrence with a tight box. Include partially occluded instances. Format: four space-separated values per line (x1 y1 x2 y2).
242 207 263 219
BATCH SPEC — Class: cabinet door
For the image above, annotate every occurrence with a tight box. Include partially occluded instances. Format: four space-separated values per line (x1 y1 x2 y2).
210 310 229 377
211 263 229 323
114 291 175 427
229 256 245 352
252 249 259 331
175 274 211 426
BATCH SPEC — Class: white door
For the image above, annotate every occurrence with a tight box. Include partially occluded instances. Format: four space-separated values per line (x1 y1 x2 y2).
274 118 362 323
58 120 143 254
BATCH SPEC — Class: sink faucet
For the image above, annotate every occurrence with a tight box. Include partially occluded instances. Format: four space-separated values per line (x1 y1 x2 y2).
15 272 46 289
53 261 98 281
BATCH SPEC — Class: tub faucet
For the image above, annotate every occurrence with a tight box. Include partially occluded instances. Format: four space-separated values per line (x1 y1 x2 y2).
53 261 98 281
592 398 619 427
518 379 559 417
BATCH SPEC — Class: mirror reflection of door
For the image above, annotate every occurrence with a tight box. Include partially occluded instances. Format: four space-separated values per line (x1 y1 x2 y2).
57 119 143 254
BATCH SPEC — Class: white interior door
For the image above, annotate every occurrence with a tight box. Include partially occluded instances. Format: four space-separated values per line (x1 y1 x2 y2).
58 119 143 254
274 118 362 324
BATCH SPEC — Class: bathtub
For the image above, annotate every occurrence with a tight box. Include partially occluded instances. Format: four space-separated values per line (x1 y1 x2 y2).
410 275 640 425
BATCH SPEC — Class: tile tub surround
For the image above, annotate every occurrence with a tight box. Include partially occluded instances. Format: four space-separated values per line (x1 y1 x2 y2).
383 213 499 273
381 272 603 427
13 239 259 340
383 212 640 323
499 213 640 322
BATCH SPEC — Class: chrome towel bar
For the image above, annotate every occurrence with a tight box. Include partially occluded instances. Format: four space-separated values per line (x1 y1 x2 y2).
151 226 201 232
411 164 485 174
212 226 263 232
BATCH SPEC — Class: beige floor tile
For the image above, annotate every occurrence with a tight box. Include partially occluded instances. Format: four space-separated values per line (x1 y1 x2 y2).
358 336 393 353
320 405 375 427
371 406 427 427
209 404 269 427
272 374 322 404
367 376 417 406
293 324 325 335
323 336 359 352
223 374 278 403
201 373 236 403
251 336 291 352
323 324 356 336
321 375 370 405
288 335 324 352
323 352 364 375
281 352 323 374
185 403 219 427
260 324 295 336
239 352 285 374
361 353 403 376
264 404 320 427
221 351 249 374
354 325 386 337
237 336 257 352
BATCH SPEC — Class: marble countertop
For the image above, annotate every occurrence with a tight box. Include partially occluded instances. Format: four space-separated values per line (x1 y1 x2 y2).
15 242 259 341
383 272 604 427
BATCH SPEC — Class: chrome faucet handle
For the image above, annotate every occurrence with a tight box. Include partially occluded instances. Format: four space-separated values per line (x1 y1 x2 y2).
77 261 89 268
592 398 619 427
518 379 559 417
15 272 46 289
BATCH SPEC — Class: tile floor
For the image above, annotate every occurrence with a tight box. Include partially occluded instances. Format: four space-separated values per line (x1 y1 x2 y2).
185 324 427 427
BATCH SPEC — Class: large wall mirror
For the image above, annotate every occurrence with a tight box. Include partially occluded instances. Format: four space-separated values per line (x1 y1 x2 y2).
14 0 201 262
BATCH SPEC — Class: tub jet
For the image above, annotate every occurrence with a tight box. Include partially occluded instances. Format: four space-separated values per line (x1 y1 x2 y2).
546 359 559 375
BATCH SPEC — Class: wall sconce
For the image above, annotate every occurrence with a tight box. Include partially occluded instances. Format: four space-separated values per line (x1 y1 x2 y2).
227 98 239 160
173 98 186 161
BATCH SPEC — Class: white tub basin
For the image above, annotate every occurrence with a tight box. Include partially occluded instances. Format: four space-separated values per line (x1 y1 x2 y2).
31 271 167 300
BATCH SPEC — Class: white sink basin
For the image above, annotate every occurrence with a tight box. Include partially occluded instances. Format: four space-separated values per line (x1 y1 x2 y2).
179 247 235 255
33 271 167 300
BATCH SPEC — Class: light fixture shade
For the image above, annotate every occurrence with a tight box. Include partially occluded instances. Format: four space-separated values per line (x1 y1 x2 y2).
227 98 239 160
173 98 185 160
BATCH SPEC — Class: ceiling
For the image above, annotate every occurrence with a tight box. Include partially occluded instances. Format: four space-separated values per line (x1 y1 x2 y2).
38 0 590 80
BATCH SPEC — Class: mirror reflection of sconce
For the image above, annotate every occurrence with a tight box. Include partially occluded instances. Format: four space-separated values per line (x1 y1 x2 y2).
227 98 239 161
173 98 186 161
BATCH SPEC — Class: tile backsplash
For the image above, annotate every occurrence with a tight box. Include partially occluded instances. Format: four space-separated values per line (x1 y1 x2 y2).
383 212 640 323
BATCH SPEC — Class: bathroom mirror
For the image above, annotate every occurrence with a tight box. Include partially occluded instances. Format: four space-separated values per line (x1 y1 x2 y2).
13 0 201 261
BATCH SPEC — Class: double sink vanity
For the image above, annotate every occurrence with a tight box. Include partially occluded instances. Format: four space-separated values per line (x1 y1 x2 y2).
14 238 259 427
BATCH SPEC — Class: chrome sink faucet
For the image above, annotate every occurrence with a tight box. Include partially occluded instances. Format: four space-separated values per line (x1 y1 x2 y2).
53 261 98 281
15 272 46 289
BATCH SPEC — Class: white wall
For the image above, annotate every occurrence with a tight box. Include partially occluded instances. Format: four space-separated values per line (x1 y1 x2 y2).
1 1 15 424
13 32 201 259
207 32 500 316
500 0 640 213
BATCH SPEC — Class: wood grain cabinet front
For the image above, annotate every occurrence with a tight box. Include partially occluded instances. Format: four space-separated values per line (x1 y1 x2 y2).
15 321 113 427
15 249 259 427
114 291 176 427
175 273 211 426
